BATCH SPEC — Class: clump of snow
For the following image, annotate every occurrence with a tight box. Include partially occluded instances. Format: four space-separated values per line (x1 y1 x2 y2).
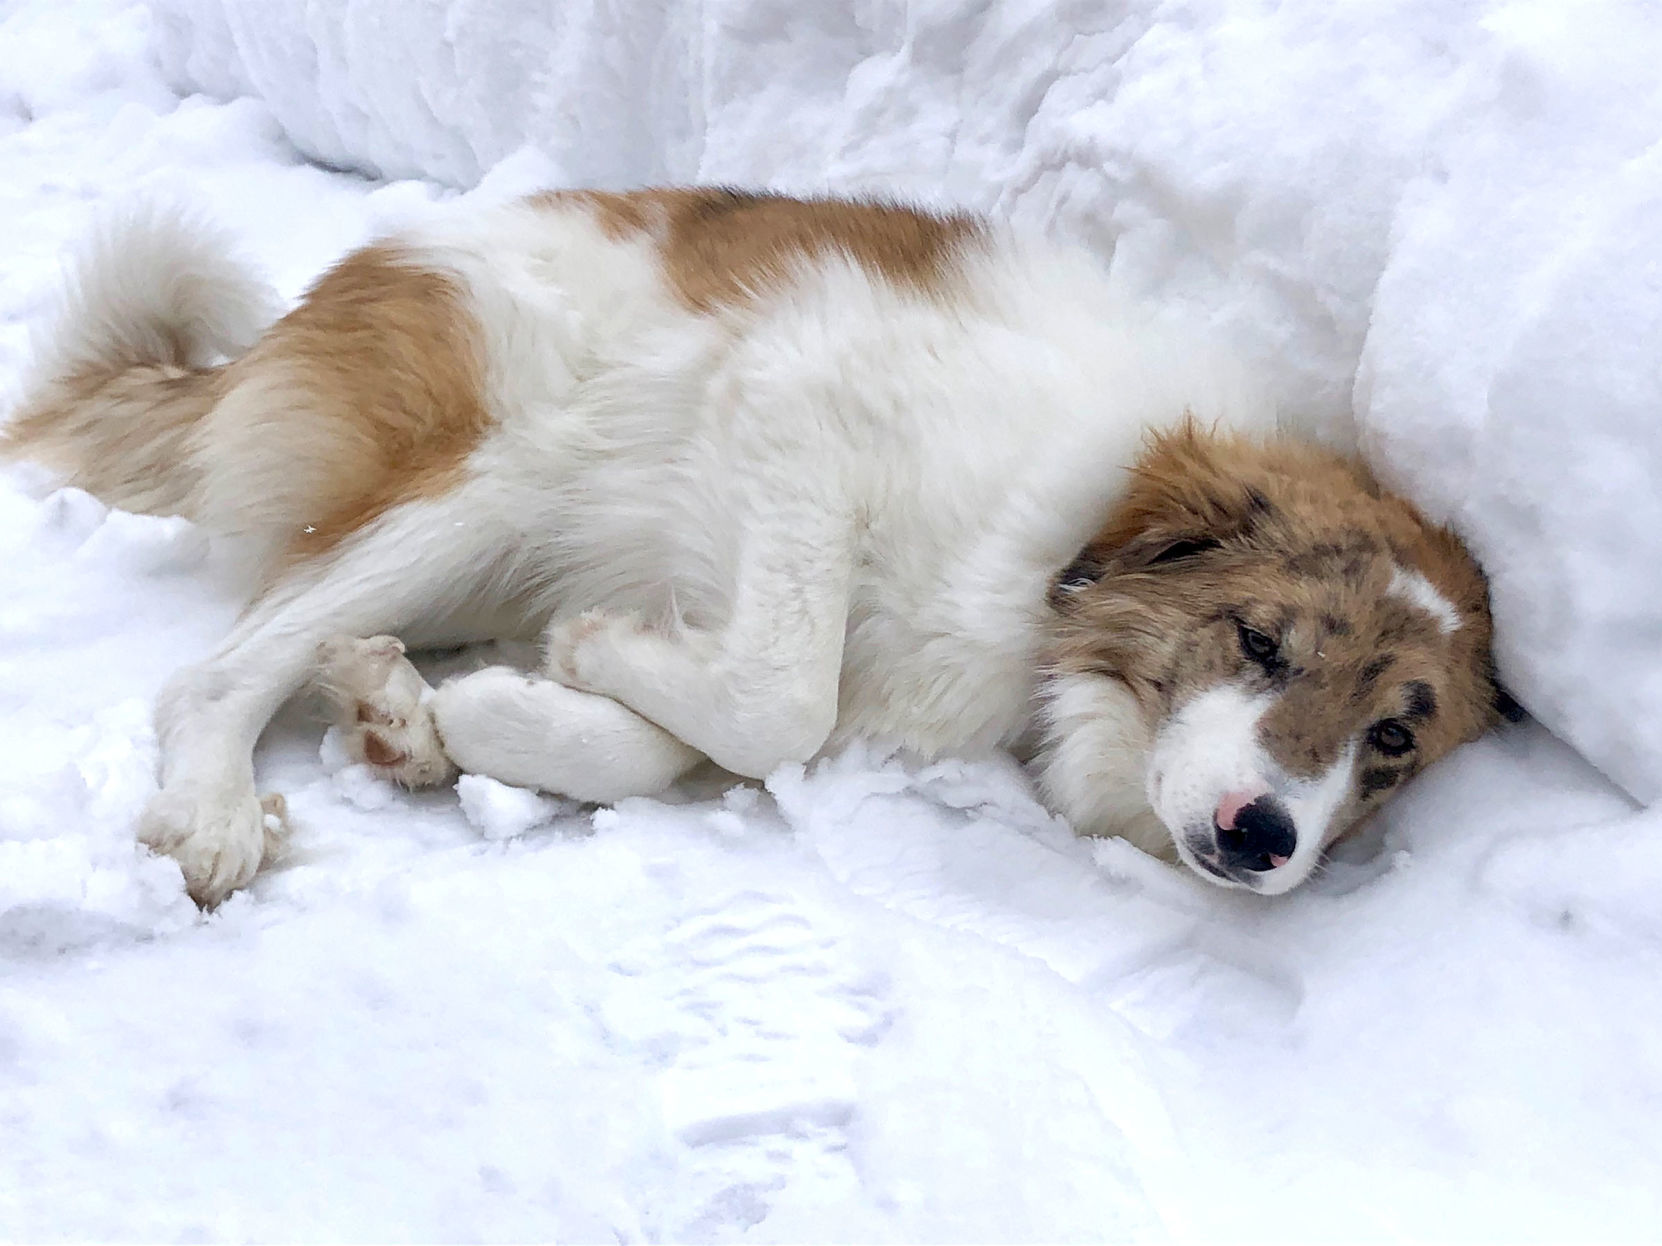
318 726 397 812
4 0 1662 1239
0 697 195 951
455 773 575 841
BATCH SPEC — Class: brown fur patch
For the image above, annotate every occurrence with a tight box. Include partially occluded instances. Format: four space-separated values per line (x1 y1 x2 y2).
5 243 492 564
0 361 223 518
536 187 985 312
1047 419 1500 842
227 243 492 560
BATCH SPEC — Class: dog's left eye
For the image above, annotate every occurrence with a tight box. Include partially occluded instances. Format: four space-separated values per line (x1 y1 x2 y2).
1369 719 1416 756
1236 620 1280 666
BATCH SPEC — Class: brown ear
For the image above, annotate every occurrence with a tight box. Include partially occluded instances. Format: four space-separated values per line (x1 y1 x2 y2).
1086 419 1276 571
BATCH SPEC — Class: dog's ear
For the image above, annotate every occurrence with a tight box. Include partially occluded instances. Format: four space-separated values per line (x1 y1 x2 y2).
1492 681 1526 724
1085 419 1278 572
1049 423 1259 608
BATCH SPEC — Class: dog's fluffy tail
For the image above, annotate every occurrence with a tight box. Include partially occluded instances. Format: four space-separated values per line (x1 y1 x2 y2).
1 208 282 519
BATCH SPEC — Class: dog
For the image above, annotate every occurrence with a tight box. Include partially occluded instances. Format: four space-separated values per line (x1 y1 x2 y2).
1 188 1517 906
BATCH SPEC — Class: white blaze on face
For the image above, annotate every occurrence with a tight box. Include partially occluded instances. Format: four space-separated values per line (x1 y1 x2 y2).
1145 684 1271 846
1145 683 1358 894
1257 737 1357 896
1388 566 1462 636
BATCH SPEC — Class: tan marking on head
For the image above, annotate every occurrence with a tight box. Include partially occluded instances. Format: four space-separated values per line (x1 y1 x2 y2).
534 187 985 313
1045 419 1501 844
229 243 492 561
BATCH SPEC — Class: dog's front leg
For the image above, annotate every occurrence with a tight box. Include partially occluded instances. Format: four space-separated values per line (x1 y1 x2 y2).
545 526 852 781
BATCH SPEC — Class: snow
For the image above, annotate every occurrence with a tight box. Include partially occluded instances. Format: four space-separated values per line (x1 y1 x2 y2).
453 772 575 841
2 0 1662 1240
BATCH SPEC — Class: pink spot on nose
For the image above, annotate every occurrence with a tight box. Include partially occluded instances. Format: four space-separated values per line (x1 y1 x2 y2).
1268 853 1290 869
1214 789 1265 831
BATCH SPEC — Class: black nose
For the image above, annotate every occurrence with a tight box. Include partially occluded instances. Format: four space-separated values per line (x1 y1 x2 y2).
1215 797 1297 872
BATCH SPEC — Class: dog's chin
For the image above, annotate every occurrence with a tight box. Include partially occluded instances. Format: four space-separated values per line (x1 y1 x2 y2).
1172 833 1260 891
1169 826 1326 896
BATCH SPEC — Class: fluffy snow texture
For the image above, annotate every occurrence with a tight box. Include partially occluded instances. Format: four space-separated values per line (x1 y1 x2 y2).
150 0 1662 807
3 0 1662 1241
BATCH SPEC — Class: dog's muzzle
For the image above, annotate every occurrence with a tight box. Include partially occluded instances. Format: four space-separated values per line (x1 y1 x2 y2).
1190 789 1297 884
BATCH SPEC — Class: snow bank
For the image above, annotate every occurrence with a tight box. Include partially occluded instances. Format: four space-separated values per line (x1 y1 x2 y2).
150 0 1662 802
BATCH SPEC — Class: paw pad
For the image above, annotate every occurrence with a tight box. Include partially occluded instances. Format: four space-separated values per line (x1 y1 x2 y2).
360 729 409 769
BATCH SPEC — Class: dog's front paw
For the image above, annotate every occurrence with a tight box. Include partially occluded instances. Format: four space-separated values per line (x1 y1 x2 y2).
543 610 648 692
543 611 606 688
316 634 455 788
140 783 272 907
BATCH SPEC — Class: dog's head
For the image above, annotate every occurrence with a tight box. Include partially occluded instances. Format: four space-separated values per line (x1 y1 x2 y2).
1039 421 1517 895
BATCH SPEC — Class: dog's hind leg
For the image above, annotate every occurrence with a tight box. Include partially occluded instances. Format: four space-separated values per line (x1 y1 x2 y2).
145 502 512 906
317 637 704 803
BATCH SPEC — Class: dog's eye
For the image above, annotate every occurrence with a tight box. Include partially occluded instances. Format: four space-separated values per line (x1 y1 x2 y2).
1236 620 1279 666
1369 719 1415 756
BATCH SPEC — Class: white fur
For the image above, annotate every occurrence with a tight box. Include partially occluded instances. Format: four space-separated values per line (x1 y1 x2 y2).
1388 564 1462 636
1146 684 1276 863
1032 673 1168 856
1146 684 1359 894
430 667 703 803
1269 741 1360 896
27 205 281 388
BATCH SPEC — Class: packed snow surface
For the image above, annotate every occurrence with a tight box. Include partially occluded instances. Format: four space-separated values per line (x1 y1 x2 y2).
3 0 1661 1240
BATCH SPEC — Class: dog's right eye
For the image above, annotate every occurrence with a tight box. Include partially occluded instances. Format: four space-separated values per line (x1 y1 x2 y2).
1236 619 1280 666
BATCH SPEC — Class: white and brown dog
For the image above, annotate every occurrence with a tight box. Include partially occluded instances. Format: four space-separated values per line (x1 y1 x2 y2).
2 189 1517 906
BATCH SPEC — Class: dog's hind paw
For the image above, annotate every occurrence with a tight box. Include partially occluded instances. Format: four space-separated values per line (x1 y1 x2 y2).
316 635 456 789
140 783 271 908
